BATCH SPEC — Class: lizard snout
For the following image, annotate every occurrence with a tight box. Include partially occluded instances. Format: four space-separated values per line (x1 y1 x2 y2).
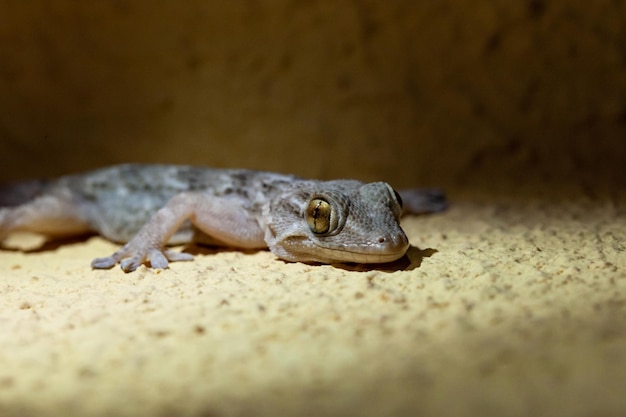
368 229 410 262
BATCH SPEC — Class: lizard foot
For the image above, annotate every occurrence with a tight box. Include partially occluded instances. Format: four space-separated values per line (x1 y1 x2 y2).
91 248 194 272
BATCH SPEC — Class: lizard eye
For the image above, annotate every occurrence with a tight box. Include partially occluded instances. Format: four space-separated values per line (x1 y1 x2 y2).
306 198 333 234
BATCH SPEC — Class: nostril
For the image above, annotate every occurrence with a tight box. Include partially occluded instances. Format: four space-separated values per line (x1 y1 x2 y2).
378 237 386 244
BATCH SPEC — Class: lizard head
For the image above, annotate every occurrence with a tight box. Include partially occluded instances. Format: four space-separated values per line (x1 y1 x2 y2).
264 180 409 264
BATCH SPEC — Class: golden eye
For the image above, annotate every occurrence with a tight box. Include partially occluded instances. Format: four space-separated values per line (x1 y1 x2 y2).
306 198 332 234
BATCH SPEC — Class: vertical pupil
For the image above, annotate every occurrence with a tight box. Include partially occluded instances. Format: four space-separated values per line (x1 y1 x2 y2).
307 198 331 234
313 202 321 228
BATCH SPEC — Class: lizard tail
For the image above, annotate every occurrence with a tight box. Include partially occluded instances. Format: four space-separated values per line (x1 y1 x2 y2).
0 179 50 207
398 188 448 215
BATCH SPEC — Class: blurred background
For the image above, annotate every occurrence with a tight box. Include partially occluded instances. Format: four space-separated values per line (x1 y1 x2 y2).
1 1 624 197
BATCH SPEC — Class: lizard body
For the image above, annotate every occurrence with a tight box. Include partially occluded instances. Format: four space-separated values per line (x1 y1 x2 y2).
0 164 446 272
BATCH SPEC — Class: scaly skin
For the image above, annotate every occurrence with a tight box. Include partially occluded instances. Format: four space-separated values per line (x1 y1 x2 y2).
0 164 447 272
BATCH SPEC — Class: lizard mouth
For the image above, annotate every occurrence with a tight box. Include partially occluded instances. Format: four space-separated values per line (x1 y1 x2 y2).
310 232 410 264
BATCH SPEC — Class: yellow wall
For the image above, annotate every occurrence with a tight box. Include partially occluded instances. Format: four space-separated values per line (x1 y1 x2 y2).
1 1 624 194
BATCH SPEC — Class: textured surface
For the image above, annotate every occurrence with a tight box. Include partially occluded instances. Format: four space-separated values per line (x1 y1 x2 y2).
1 1 625 416
0 1 625 194
0 194 625 417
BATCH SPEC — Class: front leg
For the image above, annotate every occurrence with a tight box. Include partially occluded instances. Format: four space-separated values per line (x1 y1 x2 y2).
91 192 265 272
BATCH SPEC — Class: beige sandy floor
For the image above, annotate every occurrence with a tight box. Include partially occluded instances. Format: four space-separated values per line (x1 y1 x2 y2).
0 194 625 417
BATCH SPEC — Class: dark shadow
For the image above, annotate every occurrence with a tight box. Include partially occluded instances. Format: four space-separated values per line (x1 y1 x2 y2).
183 243 440 273
2 233 96 253
181 243 263 258
184 244 440 273
331 245 439 273
3 238 438 273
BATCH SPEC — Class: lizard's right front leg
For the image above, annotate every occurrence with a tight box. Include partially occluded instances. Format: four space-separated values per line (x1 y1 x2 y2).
91 193 197 272
91 192 265 273
91 242 194 272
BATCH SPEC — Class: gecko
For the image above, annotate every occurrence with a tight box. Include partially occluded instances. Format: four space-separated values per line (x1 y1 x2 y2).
0 164 447 272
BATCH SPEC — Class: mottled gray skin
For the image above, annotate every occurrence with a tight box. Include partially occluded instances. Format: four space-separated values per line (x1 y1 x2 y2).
0 164 446 272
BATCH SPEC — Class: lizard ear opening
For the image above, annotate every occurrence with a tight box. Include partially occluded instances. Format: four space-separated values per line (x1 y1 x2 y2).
305 198 335 235
392 189 403 210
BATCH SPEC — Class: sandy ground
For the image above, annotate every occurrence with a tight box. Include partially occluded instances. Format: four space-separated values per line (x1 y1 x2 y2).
0 194 625 417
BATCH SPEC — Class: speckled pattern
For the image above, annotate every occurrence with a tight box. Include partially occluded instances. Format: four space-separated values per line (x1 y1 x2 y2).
0 1 625 415
0 194 624 417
